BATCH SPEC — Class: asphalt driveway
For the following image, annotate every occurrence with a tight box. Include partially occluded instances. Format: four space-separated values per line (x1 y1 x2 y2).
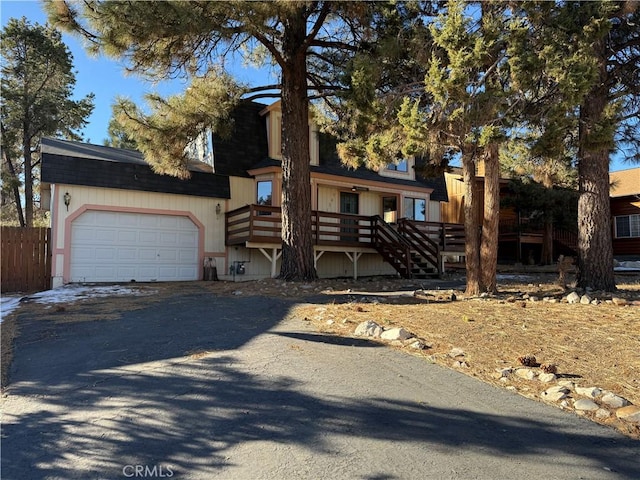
2 285 638 479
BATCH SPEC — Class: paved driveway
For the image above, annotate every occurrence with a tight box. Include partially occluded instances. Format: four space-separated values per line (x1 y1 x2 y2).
2 285 638 479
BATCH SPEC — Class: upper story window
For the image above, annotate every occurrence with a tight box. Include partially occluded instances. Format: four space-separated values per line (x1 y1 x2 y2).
404 197 426 221
387 159 408 172
257 180 273 206
615 214 640 238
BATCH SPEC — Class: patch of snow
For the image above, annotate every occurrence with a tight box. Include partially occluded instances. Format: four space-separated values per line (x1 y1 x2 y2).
496 274 534 281
614 261 640 272
1 285 156 322
1 295 23 322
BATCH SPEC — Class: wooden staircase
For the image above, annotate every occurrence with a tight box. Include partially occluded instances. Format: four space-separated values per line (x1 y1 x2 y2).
371 216 440 279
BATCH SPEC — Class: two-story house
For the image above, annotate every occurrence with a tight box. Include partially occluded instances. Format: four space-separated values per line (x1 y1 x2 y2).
40 100 453 287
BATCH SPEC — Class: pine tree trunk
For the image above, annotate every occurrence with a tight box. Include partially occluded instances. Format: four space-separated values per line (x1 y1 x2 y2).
23 135 33 227
541 218 554 265
1 150 26 227
278 10 317 281
480 142 499 293
576 39 615 292
463 151 482 296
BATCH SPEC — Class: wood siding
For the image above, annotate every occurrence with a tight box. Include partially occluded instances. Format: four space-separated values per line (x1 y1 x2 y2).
611 196 640 256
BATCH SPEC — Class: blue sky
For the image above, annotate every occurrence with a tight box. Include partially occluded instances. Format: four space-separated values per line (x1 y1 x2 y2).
1 1 634 172
1 0 273 144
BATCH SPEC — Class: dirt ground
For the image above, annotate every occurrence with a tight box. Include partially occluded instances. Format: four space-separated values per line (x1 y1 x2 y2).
2 271 639 439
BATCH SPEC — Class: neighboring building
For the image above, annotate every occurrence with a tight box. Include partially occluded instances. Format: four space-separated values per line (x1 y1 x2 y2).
441 165 577 264
610 167 640 259
40 100 452 287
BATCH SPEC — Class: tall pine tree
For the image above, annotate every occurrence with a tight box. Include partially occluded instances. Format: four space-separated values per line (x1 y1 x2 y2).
45 0 386 281
1 17 93 226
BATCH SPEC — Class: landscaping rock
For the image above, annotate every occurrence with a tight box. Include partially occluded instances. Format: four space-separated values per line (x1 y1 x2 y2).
538 373 556 383
409 340 427 350
354 320 383 338
380 327 413 342
566 292 580 304
596 408 611 419
449 347 465 358
541 385 570 402
574 399 599 411
495 367 512 378
601 392 630 409
580 294 592 305
515 368 536 380
575 386 602 398
615 405 640 424
453 360 469 368
611 297 627 306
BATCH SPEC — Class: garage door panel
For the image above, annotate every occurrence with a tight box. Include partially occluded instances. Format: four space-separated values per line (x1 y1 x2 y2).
118 214 139 227
72 226 96 242
117 230 137 244
70 211 199 282
158 249 177 261
117 248 137 261
94 247 117 261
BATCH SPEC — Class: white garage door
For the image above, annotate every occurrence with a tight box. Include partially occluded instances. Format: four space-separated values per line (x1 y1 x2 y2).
70 210 199 282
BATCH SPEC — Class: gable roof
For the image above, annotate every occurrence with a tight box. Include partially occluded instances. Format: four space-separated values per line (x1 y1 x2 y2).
610 167 640 198
40 137 230 199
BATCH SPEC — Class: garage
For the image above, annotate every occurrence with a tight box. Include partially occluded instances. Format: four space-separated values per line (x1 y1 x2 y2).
70 210 199 283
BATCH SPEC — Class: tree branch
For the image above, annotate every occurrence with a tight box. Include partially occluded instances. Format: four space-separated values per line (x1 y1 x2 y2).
301 2 331 52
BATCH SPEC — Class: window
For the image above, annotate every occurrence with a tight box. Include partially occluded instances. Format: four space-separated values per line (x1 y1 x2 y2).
257 181 272 206
615 214 640 238
387 159 408 172
257 180 273 215
404 197 426 221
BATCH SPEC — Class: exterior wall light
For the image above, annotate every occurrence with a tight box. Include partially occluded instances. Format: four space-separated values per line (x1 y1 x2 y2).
215 203 222 215
63 192 71 211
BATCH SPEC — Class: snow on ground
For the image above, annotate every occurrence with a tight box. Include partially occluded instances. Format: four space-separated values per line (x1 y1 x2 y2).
496 274 535 281
1 285 157 322
614 261 640 271
1 296 23 321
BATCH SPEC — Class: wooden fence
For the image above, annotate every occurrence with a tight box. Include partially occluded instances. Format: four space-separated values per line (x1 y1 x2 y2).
1 227 52 293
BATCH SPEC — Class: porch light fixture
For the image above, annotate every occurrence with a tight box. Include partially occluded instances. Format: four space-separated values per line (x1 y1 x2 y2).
63 192 71 211
215 203 222 215
351 186 369 192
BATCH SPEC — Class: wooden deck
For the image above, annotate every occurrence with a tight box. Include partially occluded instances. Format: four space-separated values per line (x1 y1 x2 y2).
226 205 465 251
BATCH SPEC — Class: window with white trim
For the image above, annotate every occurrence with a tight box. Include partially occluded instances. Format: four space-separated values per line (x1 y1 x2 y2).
615 214 640 238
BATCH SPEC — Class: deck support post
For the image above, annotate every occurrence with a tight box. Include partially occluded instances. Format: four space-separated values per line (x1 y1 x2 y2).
259 247 282 278
344 251 363 280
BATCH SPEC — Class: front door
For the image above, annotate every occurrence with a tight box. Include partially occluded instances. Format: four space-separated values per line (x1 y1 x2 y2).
340 192 359 242
382 196 398 223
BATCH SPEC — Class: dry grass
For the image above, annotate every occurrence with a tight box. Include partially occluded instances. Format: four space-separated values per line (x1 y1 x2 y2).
290 273 640 439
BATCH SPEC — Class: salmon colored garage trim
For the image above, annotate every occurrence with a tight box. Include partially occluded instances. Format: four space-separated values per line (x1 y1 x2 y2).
62 204 206 284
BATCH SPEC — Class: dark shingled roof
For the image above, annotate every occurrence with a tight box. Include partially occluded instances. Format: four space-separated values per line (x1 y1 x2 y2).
214 102 449 201
211 101 269 177
40 138 230 199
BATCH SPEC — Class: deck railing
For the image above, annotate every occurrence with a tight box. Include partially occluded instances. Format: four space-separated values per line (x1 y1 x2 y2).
226 205 375 248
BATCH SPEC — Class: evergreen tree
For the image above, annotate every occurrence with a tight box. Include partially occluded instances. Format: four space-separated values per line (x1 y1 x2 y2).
332 0 512 295
510 1 639 290
103 100 138 150
45 0 384 281
1 17 94 226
